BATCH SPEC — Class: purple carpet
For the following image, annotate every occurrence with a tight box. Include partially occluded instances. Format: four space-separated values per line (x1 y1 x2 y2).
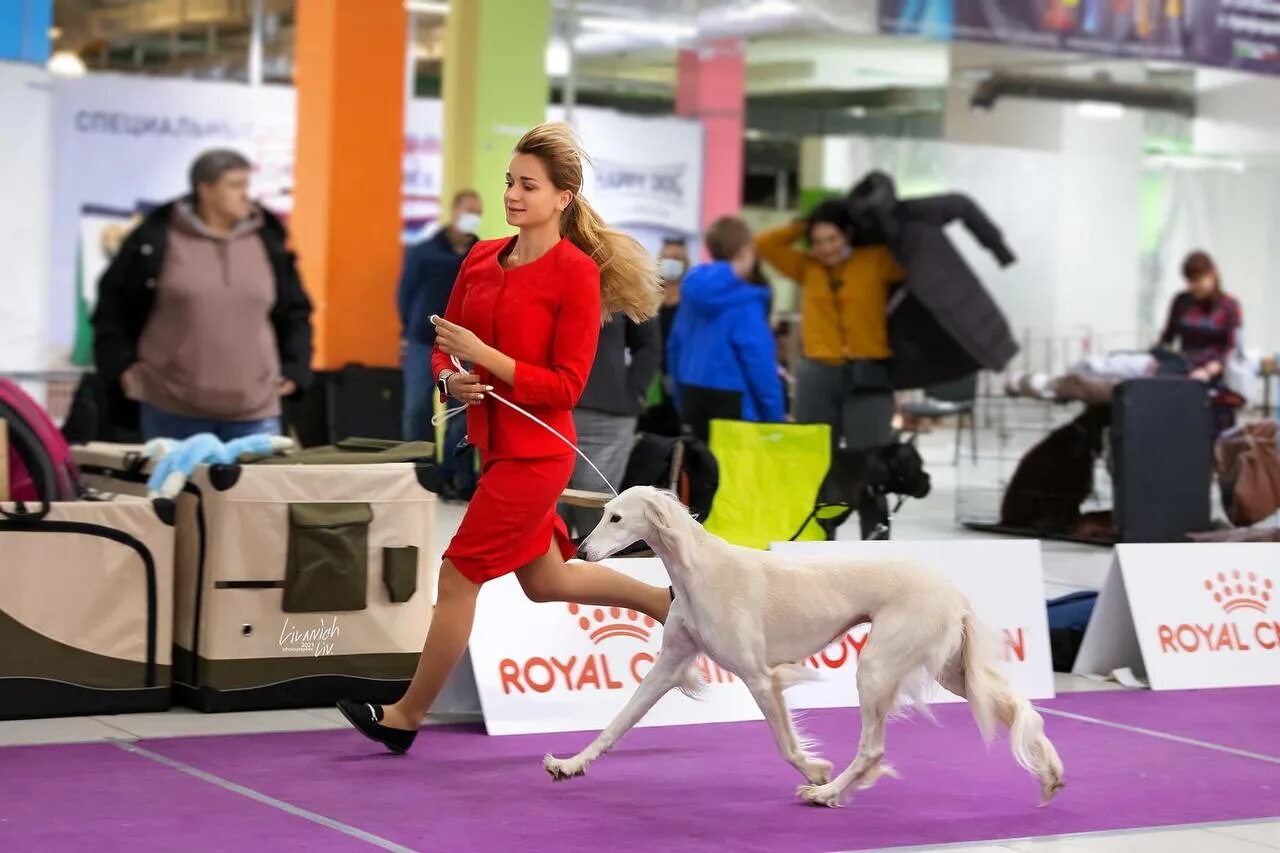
1042 686 1280 758
2 689 1278 852
0 741 359 852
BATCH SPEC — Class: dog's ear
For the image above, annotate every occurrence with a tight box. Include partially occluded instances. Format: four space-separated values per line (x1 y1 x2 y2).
647 490 696 568
648 489 681 534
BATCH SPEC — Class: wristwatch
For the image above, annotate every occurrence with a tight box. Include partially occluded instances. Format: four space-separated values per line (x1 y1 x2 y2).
437 369 456 398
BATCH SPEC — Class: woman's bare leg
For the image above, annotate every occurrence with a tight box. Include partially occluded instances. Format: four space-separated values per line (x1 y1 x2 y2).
515 542 671 623
379 559 479 731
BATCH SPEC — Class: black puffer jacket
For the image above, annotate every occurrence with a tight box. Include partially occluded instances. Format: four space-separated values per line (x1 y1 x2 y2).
847 171 1019 390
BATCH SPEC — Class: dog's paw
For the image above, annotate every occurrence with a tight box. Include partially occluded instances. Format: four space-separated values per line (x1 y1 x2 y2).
854 760 899 791
796 782 844 808
800 757 833 785
543 754 586 782
1038 775 1064 807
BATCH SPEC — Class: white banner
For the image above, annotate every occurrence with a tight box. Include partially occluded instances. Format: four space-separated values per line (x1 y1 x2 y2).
48 75 703 360
1075 543 1280 690
466 541 1054 736
0 63 53 374
551 105 703 236
769 540 1056 707
466 558 762 736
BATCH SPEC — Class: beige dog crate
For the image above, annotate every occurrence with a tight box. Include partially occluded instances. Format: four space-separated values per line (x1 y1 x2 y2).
0 495 175 720
74 442 438 712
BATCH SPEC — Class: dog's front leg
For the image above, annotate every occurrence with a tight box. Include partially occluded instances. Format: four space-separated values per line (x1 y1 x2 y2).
743 675 832 786
544 623 699 782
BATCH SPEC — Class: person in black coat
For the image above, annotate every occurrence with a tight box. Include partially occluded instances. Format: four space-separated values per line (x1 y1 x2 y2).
846 170 1019 391
92 150 313 439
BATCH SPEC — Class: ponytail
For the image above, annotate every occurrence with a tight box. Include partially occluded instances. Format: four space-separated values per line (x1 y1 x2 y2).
562 195 663 323
513 121 662 323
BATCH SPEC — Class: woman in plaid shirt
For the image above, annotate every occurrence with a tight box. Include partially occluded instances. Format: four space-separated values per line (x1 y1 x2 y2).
1159 250 1243 433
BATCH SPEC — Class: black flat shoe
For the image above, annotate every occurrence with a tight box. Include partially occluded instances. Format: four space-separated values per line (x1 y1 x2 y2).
336 698 417 755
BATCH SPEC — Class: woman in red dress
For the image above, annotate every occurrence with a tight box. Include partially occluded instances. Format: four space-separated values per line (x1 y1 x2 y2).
338 123 668 753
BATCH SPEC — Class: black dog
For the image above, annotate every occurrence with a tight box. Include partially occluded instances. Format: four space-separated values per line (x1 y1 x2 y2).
1000 405 1111 534
795 439 932 540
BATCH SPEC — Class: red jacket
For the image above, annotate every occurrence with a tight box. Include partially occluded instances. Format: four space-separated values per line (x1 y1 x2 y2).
432 237 602 460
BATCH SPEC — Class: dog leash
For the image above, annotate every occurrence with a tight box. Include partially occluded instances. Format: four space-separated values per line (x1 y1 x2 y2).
431 351 620 497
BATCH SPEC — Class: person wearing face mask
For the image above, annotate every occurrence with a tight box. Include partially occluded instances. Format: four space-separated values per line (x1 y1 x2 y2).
755 201 904 538
656 237 690 355
638 237 691 437
397 190 483 499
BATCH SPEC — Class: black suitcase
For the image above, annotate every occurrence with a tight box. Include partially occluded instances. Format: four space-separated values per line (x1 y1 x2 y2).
1111 378 1212 542
283 365 404 446
328 365 404 443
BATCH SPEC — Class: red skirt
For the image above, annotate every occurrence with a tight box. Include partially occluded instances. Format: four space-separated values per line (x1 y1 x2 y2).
444 453 578 584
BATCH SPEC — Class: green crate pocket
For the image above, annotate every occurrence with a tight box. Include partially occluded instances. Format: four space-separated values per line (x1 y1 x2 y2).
382 546 419 603
283 503 373 613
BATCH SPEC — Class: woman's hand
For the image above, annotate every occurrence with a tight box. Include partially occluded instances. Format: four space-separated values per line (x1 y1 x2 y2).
446 371 491 405
1191 361 1221 382
121 364 144 401
431 315 491 365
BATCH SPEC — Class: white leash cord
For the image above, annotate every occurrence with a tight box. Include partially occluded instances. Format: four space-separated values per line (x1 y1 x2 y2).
431 353 619 497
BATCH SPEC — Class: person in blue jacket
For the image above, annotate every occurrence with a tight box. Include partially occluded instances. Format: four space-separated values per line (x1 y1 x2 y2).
667 216 784 442
397 190 482 500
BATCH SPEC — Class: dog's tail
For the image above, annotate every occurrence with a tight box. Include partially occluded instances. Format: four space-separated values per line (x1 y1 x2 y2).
960 612 1065 805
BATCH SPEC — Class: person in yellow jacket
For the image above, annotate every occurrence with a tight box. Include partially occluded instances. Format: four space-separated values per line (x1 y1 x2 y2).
756 200 904 538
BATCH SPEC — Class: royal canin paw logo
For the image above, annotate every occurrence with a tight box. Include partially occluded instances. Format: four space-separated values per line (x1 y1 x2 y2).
567 603 656 644
1204 571 1272 614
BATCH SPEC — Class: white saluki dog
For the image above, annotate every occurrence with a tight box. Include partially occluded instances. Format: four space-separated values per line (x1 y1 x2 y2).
543 487 1065 808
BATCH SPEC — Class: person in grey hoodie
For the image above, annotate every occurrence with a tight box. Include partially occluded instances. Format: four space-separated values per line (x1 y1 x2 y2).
93 149 313 441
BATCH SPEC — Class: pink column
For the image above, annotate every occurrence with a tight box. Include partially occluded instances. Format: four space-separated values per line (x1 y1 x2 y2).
676 38 745 245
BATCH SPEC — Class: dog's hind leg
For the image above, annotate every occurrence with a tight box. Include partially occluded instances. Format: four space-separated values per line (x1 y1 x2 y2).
741 670 832 786
543 623 699 782
798 639 906 808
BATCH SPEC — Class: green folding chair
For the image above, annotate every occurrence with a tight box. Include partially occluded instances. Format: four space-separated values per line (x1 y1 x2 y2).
702 419 837 549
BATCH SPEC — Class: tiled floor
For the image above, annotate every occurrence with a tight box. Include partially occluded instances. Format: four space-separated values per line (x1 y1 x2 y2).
4 428 1276 851
900 821 1280 852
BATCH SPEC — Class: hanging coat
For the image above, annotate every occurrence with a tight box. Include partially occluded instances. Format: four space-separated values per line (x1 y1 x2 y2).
846 171 1019 390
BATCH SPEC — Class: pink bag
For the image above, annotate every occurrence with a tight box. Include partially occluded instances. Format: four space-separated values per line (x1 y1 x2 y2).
1 378 80 502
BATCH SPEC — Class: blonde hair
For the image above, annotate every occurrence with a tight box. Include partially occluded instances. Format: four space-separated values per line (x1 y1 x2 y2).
514 122 662 323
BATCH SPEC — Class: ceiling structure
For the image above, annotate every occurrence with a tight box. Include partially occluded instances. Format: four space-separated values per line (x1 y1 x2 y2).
49 0 1204 206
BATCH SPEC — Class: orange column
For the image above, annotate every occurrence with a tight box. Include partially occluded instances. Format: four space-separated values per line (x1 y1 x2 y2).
291 0 406 370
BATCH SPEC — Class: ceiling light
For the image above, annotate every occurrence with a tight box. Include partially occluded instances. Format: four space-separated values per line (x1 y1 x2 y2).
405 1 449 14
577 16 696 40
47 50 86 77
1145 152 1245 173
720 0 799 21
1076 100 1125 120
545 38 570 76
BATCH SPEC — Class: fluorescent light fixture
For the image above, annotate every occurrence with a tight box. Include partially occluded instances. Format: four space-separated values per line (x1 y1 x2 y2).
1076 100 1125 120
1145 152 1245 173
405 1 449 14
545 38 570 76
47 50 86 76
578 16 696 40
720 0 799 20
